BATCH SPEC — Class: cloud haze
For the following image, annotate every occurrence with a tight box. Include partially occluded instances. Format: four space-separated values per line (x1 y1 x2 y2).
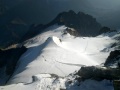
1 0 120 29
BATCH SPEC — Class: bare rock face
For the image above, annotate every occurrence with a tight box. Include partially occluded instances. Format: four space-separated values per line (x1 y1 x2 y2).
48 10 101 36
104 50 120 67
113 80 120 90
0 46 27 75
75 66 120 90
64 28 79 37
77 66 120 80
99 27 117 34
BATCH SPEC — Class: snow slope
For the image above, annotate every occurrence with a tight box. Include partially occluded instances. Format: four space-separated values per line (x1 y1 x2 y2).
0 25 116 90
0 73 114 90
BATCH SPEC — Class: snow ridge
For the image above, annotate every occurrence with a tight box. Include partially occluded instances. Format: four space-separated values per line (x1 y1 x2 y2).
0 25 116 90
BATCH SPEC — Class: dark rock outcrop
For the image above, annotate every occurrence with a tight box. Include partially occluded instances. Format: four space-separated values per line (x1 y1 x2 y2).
63 28 79 37
0 46 27 75
99 27 117 34
77 66 120 81
104 50 120 67
75 49 120 89
76 66 120 90
113 80 120 90
48 10 101 36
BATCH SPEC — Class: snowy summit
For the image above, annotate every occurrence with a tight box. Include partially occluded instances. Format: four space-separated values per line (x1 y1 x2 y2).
0 24 116 90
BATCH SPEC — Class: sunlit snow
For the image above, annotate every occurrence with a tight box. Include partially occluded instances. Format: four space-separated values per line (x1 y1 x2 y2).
0 25 116 90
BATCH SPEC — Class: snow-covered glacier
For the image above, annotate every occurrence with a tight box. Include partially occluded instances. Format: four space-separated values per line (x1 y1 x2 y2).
0 25 116 90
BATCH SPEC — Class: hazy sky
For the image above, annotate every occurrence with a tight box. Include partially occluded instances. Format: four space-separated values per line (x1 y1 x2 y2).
1 0 120 29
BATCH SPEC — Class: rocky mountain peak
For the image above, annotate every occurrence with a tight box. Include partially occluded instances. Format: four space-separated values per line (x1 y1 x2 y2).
48 10 101 36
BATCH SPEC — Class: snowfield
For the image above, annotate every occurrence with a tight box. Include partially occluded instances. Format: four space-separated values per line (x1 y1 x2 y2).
0 73 114 90
0 25 116 90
